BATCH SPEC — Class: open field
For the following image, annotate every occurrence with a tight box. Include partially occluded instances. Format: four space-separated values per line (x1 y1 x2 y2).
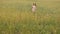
0 0 60 34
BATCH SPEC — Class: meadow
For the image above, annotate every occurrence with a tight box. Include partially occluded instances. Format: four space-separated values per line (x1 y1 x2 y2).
0 0 60 34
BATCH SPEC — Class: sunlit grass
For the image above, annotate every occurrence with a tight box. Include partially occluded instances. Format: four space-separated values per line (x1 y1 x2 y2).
0 0 60 34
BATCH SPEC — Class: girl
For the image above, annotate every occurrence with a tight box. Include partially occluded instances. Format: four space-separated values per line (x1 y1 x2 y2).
32 2 36 13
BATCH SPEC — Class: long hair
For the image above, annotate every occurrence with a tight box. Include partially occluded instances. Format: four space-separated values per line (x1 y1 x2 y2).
33 2 36 6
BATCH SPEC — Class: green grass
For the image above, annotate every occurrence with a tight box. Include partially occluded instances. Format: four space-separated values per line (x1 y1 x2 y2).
0 0 60 34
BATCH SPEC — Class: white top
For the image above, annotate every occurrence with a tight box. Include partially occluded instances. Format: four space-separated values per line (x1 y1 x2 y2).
32 5 36 12
32 5 36 9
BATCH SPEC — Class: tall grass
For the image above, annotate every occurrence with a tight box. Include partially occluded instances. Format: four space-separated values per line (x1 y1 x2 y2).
0 0 60 34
